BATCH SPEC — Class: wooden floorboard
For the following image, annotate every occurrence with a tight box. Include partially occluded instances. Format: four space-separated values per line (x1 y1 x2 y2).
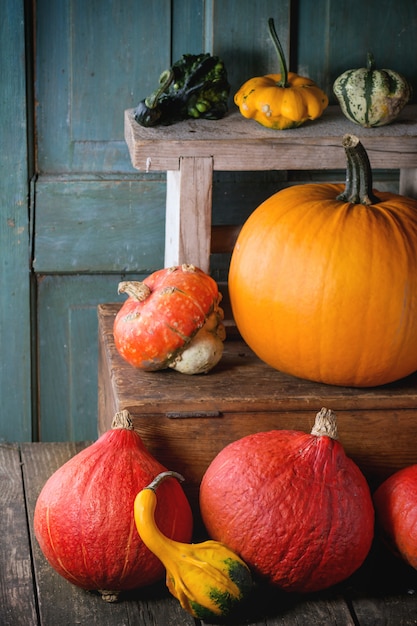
0 443 38 626
0 442 412 625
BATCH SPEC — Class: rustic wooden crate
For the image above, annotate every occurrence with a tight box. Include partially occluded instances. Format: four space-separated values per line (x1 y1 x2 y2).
98 302 417 516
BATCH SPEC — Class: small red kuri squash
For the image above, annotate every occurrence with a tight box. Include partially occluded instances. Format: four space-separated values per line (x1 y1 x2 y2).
114 264 225 374
34 410 193 601
228 135 417 387
373 465 417 570
199 408 374 593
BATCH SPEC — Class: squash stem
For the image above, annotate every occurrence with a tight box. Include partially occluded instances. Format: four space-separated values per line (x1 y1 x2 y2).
311 408 338 440
111 409 134 431
146 471 185 492
145 69 175 109
268 17 289 88
366 51 376 71
336 134 380 205
118 280 151 301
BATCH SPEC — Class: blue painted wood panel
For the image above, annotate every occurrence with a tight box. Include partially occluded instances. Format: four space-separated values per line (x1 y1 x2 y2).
0 1 32 442
35 0 172 173
34 178 166 273
32 0 292 441
2 0 415 442
37 274 146 441
296 0 417 102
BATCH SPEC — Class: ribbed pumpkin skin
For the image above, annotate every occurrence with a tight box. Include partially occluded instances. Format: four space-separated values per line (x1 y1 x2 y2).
228 183 417 387
34 424 193 595
199 428 374 592
374 465 417 569
333 64 411 127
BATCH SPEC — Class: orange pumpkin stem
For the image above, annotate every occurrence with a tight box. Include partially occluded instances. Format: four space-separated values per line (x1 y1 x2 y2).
337 134 380 206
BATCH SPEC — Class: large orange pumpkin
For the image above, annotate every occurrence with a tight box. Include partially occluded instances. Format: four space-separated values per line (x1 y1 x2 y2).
228 135 417 387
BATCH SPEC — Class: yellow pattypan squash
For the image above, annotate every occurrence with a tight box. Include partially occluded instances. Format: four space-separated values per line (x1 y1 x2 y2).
235 18 328 129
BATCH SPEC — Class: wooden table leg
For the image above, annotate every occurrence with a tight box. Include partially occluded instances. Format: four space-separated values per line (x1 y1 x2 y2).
165 156 214 273
399 168 417 199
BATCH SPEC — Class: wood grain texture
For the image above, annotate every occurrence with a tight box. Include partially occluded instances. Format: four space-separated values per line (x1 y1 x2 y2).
0 0 32 441
1 442 415 625
125 106 417 172
297 0 417 102
34 179 166 273
98 302 417 514
37 276 150 442
0 444 38 626
165 157 213 270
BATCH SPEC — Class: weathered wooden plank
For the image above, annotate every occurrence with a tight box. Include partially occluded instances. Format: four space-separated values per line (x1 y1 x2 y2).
347 545 417 625
35 0 172 174
98 302 417 517
0 0 32 441
0 444 38 626
125 106 417 172
21 442 197 625
98 304 417 413
165 157 214 271
172 0 204 59
37 275 150 442
244 588 356 625
297 0 417 102
210 0 291 97
34 179 166 273
400 169 417 200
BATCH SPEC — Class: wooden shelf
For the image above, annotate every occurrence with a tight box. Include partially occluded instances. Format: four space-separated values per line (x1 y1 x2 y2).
124 105 417 272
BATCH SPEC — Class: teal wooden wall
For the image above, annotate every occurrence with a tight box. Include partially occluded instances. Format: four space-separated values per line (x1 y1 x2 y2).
0 1 32 442
1 0 416 442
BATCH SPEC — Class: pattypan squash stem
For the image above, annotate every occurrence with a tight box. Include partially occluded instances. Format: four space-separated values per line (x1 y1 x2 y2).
337 134 380 206
268 17 289 88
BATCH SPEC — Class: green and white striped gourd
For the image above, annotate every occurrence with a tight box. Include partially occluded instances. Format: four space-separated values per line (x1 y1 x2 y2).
333 53 411 127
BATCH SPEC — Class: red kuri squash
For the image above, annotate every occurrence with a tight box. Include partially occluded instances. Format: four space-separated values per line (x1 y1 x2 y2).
114 264 225 374
199 408 374 593
374 465 417 570
34 410 193 601
228 135 417 387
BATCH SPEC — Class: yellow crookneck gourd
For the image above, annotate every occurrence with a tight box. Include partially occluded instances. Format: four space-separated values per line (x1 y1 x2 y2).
234 18 328 129
134 471 253 621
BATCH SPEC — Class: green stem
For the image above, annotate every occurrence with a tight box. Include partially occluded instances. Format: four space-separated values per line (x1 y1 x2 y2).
366 51 376 71
145 69 175 109
268 17 289 88
146 471 185 492
336 134 380 205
